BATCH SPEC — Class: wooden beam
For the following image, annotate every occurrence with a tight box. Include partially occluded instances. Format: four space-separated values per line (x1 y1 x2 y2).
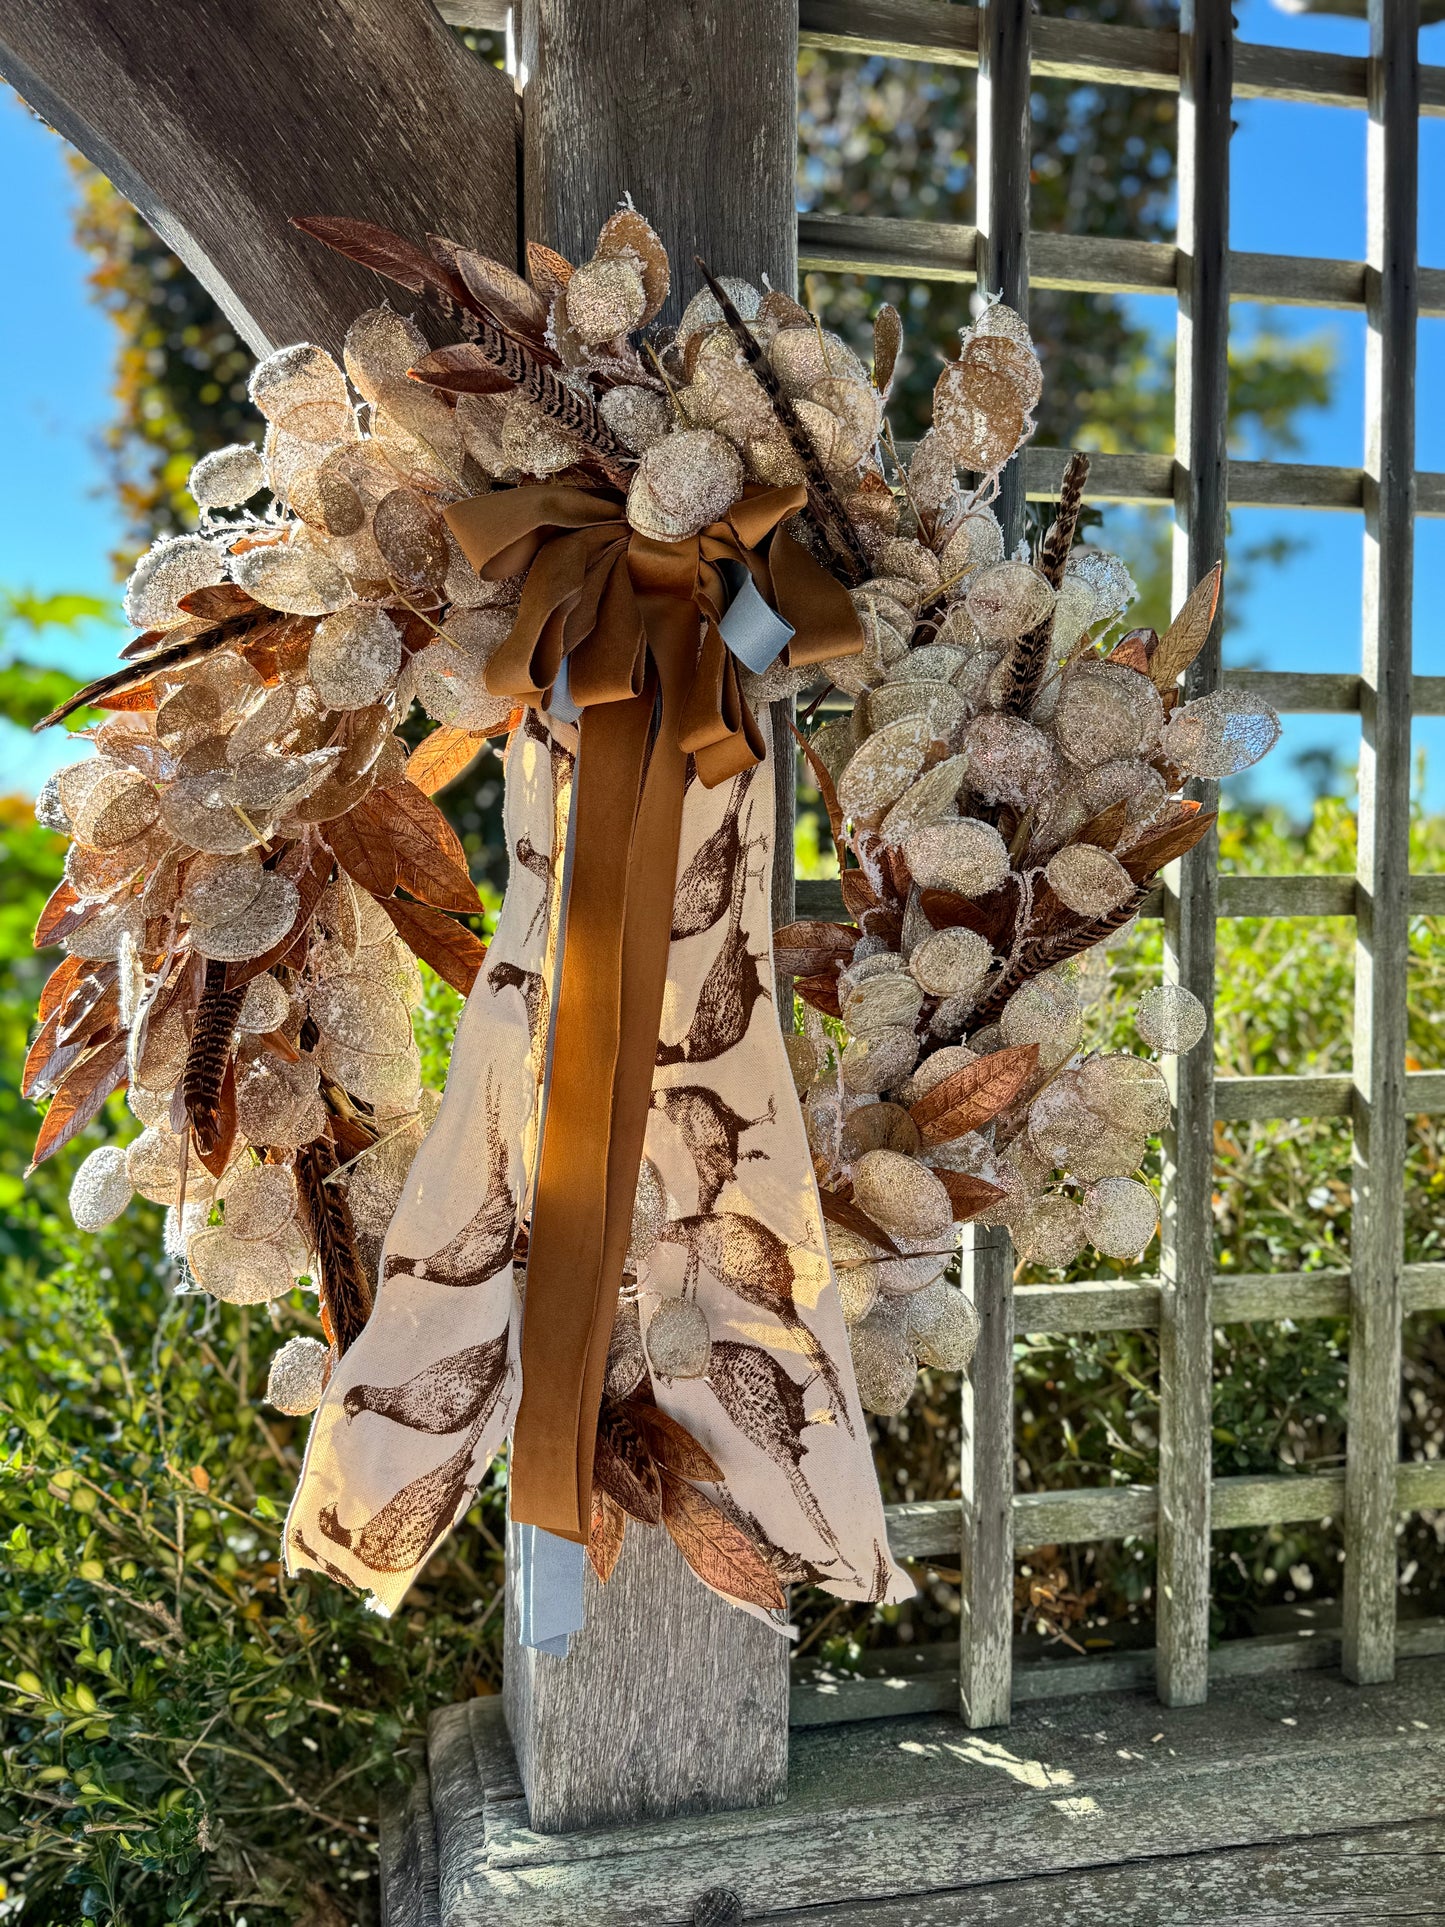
503 0 797 1833
1344 0 1418 1689
0 0 518 360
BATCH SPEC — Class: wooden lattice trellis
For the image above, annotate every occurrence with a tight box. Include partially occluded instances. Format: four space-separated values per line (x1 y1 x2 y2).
774 0 1445 1729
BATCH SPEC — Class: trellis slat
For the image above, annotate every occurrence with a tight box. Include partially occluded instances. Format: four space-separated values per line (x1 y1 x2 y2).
1012 1263 1445 1336
1344 0 1418 1688
1154 0 1231 1713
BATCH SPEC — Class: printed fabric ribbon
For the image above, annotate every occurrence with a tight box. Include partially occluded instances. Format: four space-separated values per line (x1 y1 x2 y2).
440 481 860 1541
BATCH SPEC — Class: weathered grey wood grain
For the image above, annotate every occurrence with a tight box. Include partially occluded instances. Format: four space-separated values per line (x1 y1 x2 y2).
798 212 1445 315
0 0 516 361
1344 0 1419 1690
975 0 1031 551
959 1223 1015 1728
1155 0 1231 1714
1013 1261 1445 1335
798 0 1445 115
380 1746 441 1927
502 1520 788 1834
744 1820 1445 1925
423 1662 1445 1923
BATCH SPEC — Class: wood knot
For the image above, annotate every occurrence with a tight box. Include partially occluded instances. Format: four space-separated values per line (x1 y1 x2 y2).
691 1890 743 1927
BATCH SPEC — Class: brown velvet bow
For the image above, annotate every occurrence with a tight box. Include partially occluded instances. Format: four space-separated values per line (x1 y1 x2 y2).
443 481 862 1540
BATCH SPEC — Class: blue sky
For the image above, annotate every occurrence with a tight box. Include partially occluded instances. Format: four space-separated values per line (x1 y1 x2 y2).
0 1 1441 813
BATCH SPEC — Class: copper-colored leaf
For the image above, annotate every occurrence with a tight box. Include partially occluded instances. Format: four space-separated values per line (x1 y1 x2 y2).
839 870 881 920
791 717 845 851
625 1401 723 1484
38 956 85 1024
451 247 550 339
795 971 843 1020
772 919 858 979
324 784 480 915
98 682 158 714
659 1472 785 1612
56 966 120 1050
873 303 903 395
34 881 81 950
178 582 261 623
917 888 999 941
526 241 574 301
377 894 487 997
1121 808 1217 884
594 1409 662 1525
1074 798 1131 852
1149 565 1222 691
404 725 486 796
909 1044 1041 1145
587 1486 626 1584
291 214 467 305
28 1032 128 1172
407 344 515 396
595 207 671 323
1109 627 1156 672
818 1186 902 1258
937 1170 1008 1224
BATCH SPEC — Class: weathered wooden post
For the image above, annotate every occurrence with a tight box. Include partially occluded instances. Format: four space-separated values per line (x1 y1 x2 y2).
499 0 797 1833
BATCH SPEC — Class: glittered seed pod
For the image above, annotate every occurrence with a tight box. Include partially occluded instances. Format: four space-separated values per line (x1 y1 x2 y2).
181 852 265 930
605 1297 648 1400
230 541 347 617
960 712 1056 810
123 535 228 630
188 1225 296 1304
964 560 1054 643
1001 975 1082 1066
906 1282 981 1372
308 607 403 710
627 1156 670 1269
1080 1176 1159 1260
839 1102 923 1163
784 1031 823 1095
1052 663 1165 770
1044 843 1136 919
599 384 671 453
1076 1052 1171 1135
849 1313 918 1416
837 714 935 821
1135 983 1207 1055
879 755 968 845
343 306 430 403
69 1145 133 1230
308 974 414 1056
842 971 925 1036
908 926 993 1000
645 1296 712 1379
866 680 968 741
1077 757 1169 830
249 343 353 445
828 1228 883 1327
851 1149 953 1242
1014 1193 1087 1269
223 1161 299 1241
265 1335 332 1416
315 1039 421 1110
676 279 762 346
902 816 1010 898
768 325 869 399
70 770 162 851
840 1026 920 1096
1065 547 1137 624
234 1052 325 1151
188 443 266 512
565 254 648 345
938 507 1005 585
191 871 300 963
1027 1076 1108 1170
905 429 959 514
62 897 145 963
627 429 744 541
899 1044 978 1106
1160 688 1282 779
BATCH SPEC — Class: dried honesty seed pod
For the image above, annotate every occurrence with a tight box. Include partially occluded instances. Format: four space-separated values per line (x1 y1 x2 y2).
886 645 967 686
309 974 414 1056
784 1031 822 1095
1002 975 1082 1065
769 325 869 399
566 254 648 345
599 384 671 454
851 1149 953 1242
842 971 924 1036
266 1335 331 1416
235 1052 326 1151
961 712 1056 810
1027 1076 1108 1171
1065 547 1137 624
239 975 290 1035
1044 843 1136 919
965 560 1054 643
1076 1052 1171 1135
182 851 265 929
316 1039 422 1111
909 926 993 1000
840 1103 922 1163
192 871 300 963
230 540 347 617
308 606 402 710
1078 757 1169 829
676 276 761 346
188 443 266 512
628 429 744 542
837 714 936 821
123 534 228 630
248 342 352 445
906 1282 981 1373
1136 983 1207 1055
879 755 968 844
827 1229 883 1327
1053 663 1165 770
1160 688 1282 780
159 775 259 855
902 816 1010 898
343 305 429 402
627 1156 670 1269
900 1045 978 1106
645 1296 712 1379
224 1161 299 1241
69 1145 132 1231
867 680 968 740
605 1297 648 1401
188 1225 296 1305
71 769 161 851
849 1310 918 1417
1014 1193 1087 1269
63 897 144 963
841 1026 920 1095
1080 1176 1159 1260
